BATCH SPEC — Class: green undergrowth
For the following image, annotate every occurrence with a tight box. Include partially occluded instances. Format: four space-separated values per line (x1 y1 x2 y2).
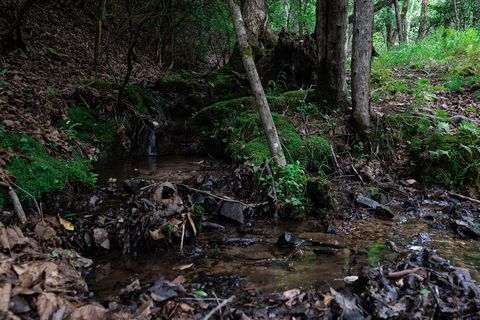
199 93 334 218
0 126 95 208
375 28 480 71
373 28 480 100
386 112 480 191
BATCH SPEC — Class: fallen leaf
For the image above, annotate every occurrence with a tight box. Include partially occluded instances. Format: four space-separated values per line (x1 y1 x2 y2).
282 288 300 300
59 217 74 231
174 263 193 271
179 303 194 312
70 304 107 320
0 282 12 314
37 292 58 320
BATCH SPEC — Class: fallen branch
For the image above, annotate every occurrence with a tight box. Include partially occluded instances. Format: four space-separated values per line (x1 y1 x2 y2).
0 182 27 224
176 184 268 208
388 267 420 278
201 295 235 320
448 192 480 205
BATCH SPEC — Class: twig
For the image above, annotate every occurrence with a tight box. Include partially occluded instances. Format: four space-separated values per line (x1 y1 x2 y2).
448 192 480 205
350 164 365 185
330 144 339 169
212 291 223 320
180 218 186 253
9 181 42 216
201 296 235 320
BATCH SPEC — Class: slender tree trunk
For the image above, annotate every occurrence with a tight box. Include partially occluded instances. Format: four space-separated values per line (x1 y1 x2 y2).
417 0 429 40
400 0 409 41
228 0 286 166
315 0 348 105
474 0 480 25
94 0 107 78
386 18 394 49
393 0 404 43
352 0 374 130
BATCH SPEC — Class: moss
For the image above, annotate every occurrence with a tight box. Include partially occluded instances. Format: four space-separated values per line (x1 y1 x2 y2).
195 96 254 122
64 106 117 149
304 136 332 172
306 175 335 209
125 84 164 116
195 90 313 123
0 127 95 206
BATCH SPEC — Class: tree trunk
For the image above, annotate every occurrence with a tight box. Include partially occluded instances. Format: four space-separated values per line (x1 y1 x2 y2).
240 0 276 50
393 0 404 43
94 0 107 78
400 0 409 41
315 0 348 105
474 0 480 25
417 0 429 40
2 0 35 49
352 0 374 130
228 0 287 167
386 18 394 49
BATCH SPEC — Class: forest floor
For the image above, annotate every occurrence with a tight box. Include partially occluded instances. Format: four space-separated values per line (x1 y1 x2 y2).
1 3 480 319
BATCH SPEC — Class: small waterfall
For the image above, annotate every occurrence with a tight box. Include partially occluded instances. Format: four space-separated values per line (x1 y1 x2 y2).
146 127 158 156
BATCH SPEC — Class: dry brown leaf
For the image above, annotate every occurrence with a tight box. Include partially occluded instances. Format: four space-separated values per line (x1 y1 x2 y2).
0 282 12 314
179 303 194 312
70 304 108 320
37 292 58 320
59 217 74 231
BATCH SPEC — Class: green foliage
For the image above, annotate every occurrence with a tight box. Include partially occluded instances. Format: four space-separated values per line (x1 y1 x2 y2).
63 106 117 148
375 28 480 73
367 241 397 267
411 121 480 189
0 126 95 206
387 111 480 190
125 84 164 116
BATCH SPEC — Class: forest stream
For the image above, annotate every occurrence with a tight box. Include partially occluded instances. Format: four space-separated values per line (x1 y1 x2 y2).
86 155 480 304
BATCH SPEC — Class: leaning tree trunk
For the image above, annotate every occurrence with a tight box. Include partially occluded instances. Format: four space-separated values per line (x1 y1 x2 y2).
352 0 374 130
393 0 404 43
417 0 429 40
315 0 348 105
228 0 287 167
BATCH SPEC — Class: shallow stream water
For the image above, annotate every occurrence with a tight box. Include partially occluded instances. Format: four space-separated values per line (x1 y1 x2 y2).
87 155 480 300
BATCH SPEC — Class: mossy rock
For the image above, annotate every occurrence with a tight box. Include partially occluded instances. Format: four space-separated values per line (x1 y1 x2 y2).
0 127 95 207
195 90 312 123
306 176 335 209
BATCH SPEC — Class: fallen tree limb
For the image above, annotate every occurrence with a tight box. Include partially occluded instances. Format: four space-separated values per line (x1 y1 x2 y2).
448 192 480 205
0 181 27 224
388 267 420 278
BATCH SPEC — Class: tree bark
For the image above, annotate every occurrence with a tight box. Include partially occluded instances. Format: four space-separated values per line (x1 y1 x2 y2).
393 0 404 43
352 0 374 130
400 0 409 41
228 0 287 166
348 0 395 24
2 0 36 49
315 0 348 105
417 0 429 40
240 0 276 50
474 0 480 25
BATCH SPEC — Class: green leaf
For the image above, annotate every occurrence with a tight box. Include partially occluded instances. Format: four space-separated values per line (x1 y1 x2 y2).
193 290 208 298
420 288 430 295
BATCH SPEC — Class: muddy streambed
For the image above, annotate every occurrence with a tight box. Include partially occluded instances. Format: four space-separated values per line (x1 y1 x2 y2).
87 155 480 302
